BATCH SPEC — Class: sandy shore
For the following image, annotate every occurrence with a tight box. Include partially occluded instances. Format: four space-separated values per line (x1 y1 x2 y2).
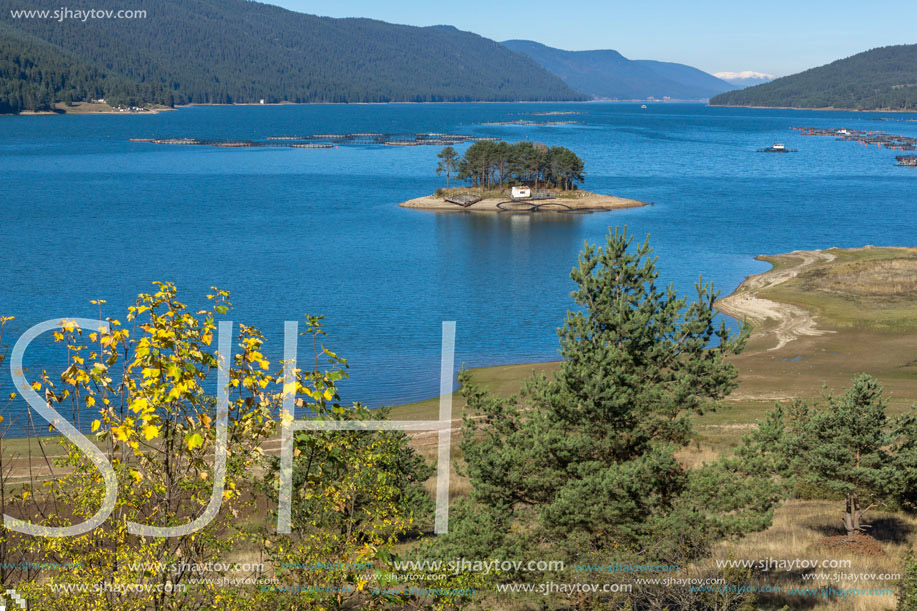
16 102 174 116
400 191 649 212
715 249 837 351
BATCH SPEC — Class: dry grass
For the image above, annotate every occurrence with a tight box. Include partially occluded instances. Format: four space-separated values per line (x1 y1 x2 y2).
810 258 917 298
709 499 916 610
760 247 917 332
674 442 724 469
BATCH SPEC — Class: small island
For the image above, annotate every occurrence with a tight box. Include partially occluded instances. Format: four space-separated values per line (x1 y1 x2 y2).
400 141 649 212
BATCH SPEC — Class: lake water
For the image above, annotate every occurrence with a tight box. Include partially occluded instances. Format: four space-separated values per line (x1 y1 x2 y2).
0 102 914 431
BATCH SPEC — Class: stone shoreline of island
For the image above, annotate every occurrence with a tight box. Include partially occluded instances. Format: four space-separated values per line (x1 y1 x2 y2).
399 190 650 213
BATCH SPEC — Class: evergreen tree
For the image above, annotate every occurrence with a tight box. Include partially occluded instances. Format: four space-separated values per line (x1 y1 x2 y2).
740 375 917 536
440 229 772 574
455 141 584 191
436 146 459 190
894 408 917 514
808 375 899 536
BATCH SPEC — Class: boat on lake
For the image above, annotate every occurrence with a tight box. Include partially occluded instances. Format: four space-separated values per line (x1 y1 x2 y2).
758 142 797 153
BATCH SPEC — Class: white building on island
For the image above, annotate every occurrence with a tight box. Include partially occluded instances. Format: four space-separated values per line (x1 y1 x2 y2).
511 186 531 200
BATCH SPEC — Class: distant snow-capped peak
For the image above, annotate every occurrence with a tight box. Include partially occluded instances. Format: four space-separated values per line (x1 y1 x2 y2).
714 71 776 87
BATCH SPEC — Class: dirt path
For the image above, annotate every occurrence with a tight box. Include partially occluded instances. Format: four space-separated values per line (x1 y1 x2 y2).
715 249 837 351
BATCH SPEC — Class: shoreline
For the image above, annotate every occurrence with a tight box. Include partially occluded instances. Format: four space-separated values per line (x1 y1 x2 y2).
2 99 587 117
7 246 916 453
714 249 837 351
15 102 175 116
399 190 650 213
398 245 917 414
11 100 917 117
708 103 917 115
178 99 586 107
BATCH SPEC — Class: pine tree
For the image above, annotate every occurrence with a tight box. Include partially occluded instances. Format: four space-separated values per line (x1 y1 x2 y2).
894 408 917 514
798 376 897 536
436 146 459 190
442 229 772 570
741 375 917 536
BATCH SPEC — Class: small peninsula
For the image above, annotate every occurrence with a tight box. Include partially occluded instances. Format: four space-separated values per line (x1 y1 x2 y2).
401 140 649 212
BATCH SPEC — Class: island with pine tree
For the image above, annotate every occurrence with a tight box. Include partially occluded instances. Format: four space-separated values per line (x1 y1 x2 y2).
400 141 649 212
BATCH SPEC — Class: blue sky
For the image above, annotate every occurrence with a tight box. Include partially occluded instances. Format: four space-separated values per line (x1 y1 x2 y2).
265 0 916 77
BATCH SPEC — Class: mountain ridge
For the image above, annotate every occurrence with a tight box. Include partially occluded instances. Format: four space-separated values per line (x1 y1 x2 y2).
0 0 585 114
501 39 733 100
710 45 917 111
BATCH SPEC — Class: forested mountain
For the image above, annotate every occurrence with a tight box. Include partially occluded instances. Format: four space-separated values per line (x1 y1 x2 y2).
501 39 733 100
710 45 917 111
0 0 584 114
0 23 165 113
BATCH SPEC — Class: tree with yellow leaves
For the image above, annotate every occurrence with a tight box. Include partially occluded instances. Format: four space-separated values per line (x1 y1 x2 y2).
4 284 434 610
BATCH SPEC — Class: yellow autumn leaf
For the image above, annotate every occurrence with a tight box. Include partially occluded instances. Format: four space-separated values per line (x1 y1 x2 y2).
112 426 129 442
142 424 160 440
129 397 150 414
323 388 334 401
91 420 101 432
186 433 204 451
166 363 182 381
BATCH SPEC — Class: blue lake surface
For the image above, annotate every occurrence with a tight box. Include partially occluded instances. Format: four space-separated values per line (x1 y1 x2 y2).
0 102 914 431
